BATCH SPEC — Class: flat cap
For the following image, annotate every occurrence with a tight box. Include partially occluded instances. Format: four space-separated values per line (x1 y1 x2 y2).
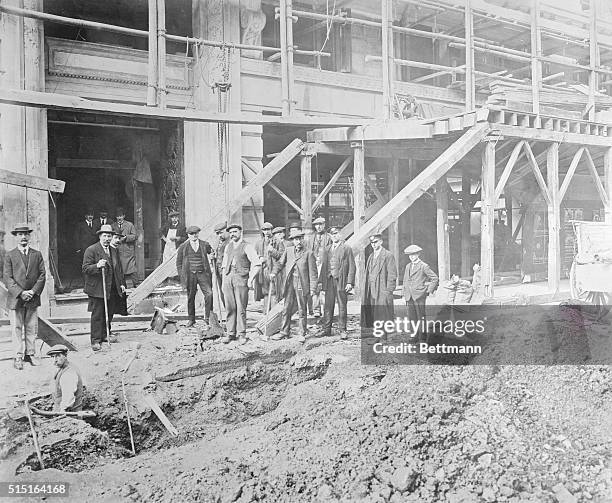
329 226 340 234
404 244 423 254
214 221 227 232
261 222 273 230
313 217 326 225
227 223 242 231
186 225 201 234
272 226 285 234
47 344 69 355
288 221 302 230
369 233 383 242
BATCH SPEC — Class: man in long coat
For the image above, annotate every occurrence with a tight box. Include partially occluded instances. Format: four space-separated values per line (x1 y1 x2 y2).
268 226 287 305
362 233 397 329
82 225 126 351
402 244 438 339
272 229 317 343
318 226 355 339
75 209 98 277
307 216 332 317
112 207 137 287
254 222 273 302
3 223 46 370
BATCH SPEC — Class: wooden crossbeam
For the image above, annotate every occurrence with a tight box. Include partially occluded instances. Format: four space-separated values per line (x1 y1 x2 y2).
493 124 612 147
127 139 304 312
494 140 524 201
242 160 303 216
0 168 65 193
522 142 552 206
312 156 352 211
583 148 610 206
307 122 433 143
346 124 489 250
339 199 385 240
559 147 585 201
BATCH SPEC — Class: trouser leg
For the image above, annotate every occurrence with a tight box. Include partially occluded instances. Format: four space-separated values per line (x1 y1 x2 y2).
10 308 25 357
296 288 308 334
281 284 297 336
90 297 106 344
23 307 38 356
187 273 197 322
235 278 249 337
323 278 337 331
336 280 348 331
196 272 213 322
222 276 237 336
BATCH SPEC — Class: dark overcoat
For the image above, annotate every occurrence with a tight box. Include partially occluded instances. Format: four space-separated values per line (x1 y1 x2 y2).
82 242 126 298
175 239 213 289
3 248 46 310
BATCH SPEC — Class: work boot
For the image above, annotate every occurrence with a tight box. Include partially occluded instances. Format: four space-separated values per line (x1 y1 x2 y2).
108 334 118 343
220 334 235 344
270 332 288 341
339 330 348 340
186 320 196 328
24 355 40 366
92 343 101 352
294 332 306 344
14 357 23 370
314 328 332 338
238 335 248 345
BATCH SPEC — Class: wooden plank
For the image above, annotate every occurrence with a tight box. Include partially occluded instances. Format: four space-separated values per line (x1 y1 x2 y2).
242 159 302 215
156 0 166 109
144 394 178 436
0 89 367 127
522 142 551 206
301 154 313 229
436 179 450 282
381 0 393 119
127 139 304 312
433 120 449 136
387 160 400 267
588 0 598 122
606 148 612 223
559 147 585 201
494 140 524 201
146 0 158 106
346 124 489 250
583 148 609 207
480 140 496 298
307 122 433 143
531 0 542 114
0 168 65 193
461 174 472 277
547 142 560 293
493 124 612 148
464 0 475 110
352 143 366 297
312 156 352 211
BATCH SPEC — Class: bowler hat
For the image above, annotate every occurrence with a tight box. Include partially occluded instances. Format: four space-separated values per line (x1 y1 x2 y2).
11 223 34 235
404 244 423 254
214 221 227 232
313 217 326 225
186 225 201 234
96 224 117 235
47 344 69 356
261 222 273 230
272 226 285 235
227 223 242 231
289 228 304 238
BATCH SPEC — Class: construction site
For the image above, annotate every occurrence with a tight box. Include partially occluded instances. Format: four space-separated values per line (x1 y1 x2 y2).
1 0 612 501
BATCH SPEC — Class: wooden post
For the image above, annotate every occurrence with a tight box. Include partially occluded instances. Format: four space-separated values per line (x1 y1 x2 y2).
147 0 158 106
352 142 365 296
279 0 293 116
480 140 496 297
588 0 598 122
300 153 313 232
134 181 145 282
156 0 166 109
546 142 560 293
530 0 542 115
388 160 400 269
605 147 612 223
381 0 394 119
286 0 295 114
436 179 450 282
461 174 471 277
464 0 475 111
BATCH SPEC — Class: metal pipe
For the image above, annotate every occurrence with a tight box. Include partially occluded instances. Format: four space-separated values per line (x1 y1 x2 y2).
366 55 464 74
156 0 166 108
381 0 391 119
449 42 530 63
286 0 295 114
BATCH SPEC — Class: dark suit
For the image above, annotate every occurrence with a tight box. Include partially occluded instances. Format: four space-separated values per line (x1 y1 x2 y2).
176 239 213 323
279 245 317 336
3 247 46 357
92 217 114 234
362 248 397 328
306 232 332 315
82 242 126 345
76 220 98 253
320 241 356 332
402 259 439 336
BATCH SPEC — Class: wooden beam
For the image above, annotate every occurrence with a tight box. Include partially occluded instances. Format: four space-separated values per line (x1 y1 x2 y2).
0 89 367 127
546 142 560 293
605 147 612 223
491 124 612 148
352 142 366 297
156 0 166 109
436 179 450 282
530 0 542 114
147 0 158 106
445 180 462 211
559 147 585 201
127 138 304 312
134 182 145 282
312 156 352 211
339 199 385 240
307 122 433 143
388 160 400 270
494 140 524 201
0 168 65 193
461 174 472 277
583 148 609 207
346 124 490 250
480 139 496 298
365 175 386 204
301 154 313 229
588 0 598 122
522 142 551 206
465 0 475 110
242 159 302 215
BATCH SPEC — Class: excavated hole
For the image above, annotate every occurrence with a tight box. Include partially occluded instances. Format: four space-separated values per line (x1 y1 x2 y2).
11 356 331 474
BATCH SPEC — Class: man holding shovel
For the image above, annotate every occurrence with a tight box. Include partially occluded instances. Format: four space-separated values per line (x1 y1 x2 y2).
82 224 126 351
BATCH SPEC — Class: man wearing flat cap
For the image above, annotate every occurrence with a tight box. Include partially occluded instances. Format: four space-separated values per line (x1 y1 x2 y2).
318 226 355 339
82 224 126 351
176 226 214 328
3 224 47 370
254 222 274 305
307 216 332 318
268 226 288 306
213 221 229 307
273 228 317 343
403 244 438 337
47 345 83 412
221 223 261 344
362 234 397 329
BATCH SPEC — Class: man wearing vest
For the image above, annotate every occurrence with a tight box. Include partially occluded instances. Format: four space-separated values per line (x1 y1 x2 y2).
176 225 214 328
221 223 261 344
47 344 83 412
254 222 273 304
82 224 127 351
3 223 47 370
272 228 318 343
307 216 332 318
318 226 356 339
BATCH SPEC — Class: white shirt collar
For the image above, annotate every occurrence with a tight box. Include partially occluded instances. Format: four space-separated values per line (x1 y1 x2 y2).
190 240 199 251
19 245 29 254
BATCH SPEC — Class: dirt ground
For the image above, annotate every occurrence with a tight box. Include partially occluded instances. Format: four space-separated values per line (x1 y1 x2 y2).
1 306 611 503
